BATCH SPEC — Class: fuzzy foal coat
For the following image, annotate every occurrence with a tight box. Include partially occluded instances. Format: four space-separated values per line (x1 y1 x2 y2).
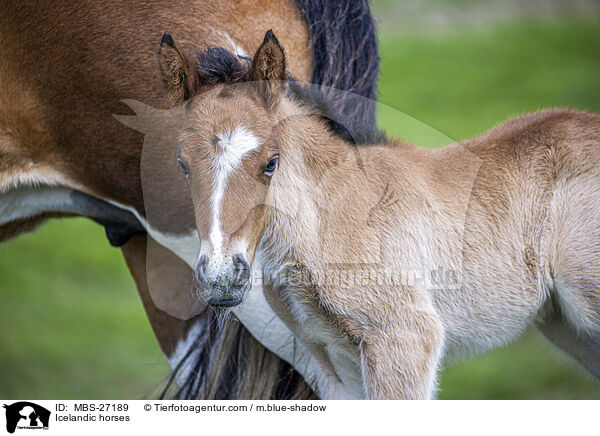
178 62 600 398
262 103 600 398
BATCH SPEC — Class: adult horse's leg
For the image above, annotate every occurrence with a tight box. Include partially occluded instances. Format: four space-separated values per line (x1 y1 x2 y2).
121 235 197 358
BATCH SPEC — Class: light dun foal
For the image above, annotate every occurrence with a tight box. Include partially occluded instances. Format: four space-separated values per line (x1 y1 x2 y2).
167 32 600 399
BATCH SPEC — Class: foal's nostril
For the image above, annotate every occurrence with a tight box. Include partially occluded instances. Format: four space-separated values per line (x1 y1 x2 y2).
195 255 209 286
232 254 251 287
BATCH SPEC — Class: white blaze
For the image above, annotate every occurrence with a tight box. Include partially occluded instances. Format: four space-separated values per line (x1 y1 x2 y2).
208 125 261 261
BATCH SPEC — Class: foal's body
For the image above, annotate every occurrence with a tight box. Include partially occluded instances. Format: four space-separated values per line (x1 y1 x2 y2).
263 106 600 398
175 34 600 399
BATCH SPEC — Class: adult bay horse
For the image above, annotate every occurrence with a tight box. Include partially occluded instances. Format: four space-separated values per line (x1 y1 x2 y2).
0 1 379 399
169 33 600 399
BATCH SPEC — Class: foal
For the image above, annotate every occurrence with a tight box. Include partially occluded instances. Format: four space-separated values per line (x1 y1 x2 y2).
172 32 600 399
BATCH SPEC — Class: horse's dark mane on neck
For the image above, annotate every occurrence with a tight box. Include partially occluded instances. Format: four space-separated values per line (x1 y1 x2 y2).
193 1 380 136
293 0 379 142
285 79 386 145
192 44 382 145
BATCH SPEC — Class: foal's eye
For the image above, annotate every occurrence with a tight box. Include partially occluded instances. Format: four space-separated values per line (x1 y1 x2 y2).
263 155 279 176
177 158 190 177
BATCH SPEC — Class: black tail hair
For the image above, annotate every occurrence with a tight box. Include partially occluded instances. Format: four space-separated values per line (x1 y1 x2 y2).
160 308 317 400
295 0 380 143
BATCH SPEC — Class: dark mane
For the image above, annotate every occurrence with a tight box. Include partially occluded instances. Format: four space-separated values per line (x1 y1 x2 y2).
196 47 251 86
294 0 380 143
286 79 387 145
193 0 380 144
193 43 381 145
193 1 380 135
160 308 316 400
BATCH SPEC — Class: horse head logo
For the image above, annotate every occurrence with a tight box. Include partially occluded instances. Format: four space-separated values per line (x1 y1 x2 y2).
3 402 50 434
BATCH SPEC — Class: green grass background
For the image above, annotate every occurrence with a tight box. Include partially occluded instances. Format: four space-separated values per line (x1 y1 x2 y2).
1 7 600 399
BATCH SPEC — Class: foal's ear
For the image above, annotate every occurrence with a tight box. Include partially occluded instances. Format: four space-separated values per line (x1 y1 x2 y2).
159 33 199 105
252 30 287 82
251 30 287 107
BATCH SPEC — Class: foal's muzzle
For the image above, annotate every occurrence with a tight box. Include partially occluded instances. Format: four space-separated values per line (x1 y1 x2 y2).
195 254 251 307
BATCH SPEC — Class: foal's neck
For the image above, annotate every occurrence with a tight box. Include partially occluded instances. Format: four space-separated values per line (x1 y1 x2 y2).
265 101 481 272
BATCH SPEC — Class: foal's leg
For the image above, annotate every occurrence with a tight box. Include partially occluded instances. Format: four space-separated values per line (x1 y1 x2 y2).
357 299 444 399
541 172 600 379
538 315 600 379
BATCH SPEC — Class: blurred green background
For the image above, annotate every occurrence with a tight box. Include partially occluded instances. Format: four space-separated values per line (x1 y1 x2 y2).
1 0 599 399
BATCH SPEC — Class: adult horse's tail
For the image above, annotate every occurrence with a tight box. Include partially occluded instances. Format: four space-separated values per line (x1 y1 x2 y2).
295 0 379 143
162 0 379 400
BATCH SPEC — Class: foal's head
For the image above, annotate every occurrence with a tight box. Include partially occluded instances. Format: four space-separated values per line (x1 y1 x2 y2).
159 31 293 306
